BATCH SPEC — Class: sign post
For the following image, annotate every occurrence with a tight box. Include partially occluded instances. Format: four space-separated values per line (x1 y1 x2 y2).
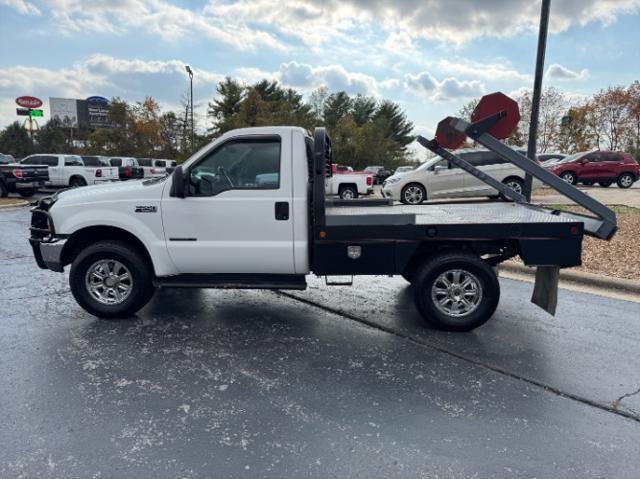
15 96 44 138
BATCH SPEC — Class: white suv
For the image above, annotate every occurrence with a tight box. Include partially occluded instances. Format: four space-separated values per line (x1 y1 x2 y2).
382 149 536 204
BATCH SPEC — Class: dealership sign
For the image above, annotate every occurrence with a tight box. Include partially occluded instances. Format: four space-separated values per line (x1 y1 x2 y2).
86 96 109 104
16 96 43 109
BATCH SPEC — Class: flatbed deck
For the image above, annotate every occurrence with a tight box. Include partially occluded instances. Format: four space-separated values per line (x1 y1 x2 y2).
325 202 575 226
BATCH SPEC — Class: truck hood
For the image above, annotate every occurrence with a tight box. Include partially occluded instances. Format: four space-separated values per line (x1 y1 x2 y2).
54 178 166 207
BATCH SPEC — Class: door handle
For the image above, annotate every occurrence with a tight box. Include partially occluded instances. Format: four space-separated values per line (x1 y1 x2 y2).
275 201 289 221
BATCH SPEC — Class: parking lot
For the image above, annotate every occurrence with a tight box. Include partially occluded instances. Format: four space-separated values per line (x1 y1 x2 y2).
1 205 639 478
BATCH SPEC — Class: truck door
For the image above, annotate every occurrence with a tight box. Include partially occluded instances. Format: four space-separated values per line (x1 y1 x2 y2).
161 134 295 274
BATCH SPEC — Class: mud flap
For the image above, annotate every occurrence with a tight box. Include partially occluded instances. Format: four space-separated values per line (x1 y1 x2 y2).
531 266 559 315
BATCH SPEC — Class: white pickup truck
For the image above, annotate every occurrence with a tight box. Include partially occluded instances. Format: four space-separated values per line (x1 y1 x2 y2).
325 172 374 200
21 154 119 187
28 125 615 332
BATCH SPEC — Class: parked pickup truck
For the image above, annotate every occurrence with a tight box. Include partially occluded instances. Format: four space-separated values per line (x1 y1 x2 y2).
137 158 170 179
108 157 145 181
28 125 616 332
21 154 119 187
0 159 49 198
325 172 374 199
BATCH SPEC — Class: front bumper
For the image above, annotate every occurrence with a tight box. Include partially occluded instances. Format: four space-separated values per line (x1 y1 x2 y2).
29 238 67 272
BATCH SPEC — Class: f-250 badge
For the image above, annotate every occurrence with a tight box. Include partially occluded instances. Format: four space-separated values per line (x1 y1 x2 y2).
135 206 157 213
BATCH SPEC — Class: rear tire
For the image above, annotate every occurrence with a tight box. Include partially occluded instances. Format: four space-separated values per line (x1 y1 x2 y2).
598 181 612 187
617 173 635 189
413 253 500 332
339 185 358 200
70 176 87 188
401 183 426 205
18 188 35 198
560 171 577 185
69 240 155 319
500 177 524 200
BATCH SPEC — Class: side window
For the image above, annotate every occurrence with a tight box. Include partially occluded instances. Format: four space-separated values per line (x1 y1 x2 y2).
604 153 622 162
65 156 83 166
21 156 40 165
110 159 122 167
584 153 601 162
189 137 281 196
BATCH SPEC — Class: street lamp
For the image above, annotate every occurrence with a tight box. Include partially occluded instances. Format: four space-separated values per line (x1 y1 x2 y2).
185 65 194 152
524 0 551 201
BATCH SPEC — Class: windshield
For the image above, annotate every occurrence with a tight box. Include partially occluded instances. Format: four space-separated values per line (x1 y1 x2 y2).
555 152 586 164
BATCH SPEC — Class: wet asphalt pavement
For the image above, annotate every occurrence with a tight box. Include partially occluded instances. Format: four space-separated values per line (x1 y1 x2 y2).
1 206 639 478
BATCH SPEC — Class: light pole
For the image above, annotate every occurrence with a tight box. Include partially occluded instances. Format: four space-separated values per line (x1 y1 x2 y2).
524 0 551 201
185 65 194 152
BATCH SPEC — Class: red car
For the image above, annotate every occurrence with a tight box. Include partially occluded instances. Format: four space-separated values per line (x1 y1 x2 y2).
550 151 639 188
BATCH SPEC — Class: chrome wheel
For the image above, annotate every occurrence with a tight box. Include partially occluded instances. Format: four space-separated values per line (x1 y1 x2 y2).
505 180 523 194
341 188 356 200
561 173 575 184
619 174 633 188
430 269 483 318
85 260 132 305
404 185 424 204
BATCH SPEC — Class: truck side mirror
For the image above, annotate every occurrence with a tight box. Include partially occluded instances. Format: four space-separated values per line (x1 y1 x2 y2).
170 165 186 198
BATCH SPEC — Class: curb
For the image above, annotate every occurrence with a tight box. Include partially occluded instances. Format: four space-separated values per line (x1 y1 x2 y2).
0 200 29 209
499 262 640 295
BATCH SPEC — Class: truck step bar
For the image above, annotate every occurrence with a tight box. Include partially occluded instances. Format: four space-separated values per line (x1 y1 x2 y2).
155 274 307 290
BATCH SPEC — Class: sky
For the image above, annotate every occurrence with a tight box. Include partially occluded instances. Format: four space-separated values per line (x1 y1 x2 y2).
1 0 639 157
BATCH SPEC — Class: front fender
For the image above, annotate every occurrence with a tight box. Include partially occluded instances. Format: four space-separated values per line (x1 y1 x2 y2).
54 206 178 276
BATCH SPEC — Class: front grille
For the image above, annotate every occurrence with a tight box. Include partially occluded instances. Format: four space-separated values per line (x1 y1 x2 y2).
29 196 55 241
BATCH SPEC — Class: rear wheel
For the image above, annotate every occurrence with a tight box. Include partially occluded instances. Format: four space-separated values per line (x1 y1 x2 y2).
598 181 612 187
500 177 524 200
617 173 635 189
401 183 426 205
413 253 500 332
70 176 87 188
560 171 577 185
18 187 35 198
339 185 358 200
69 240 155 319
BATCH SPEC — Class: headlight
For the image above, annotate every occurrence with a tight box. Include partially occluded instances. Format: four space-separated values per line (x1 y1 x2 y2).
386 177 401 185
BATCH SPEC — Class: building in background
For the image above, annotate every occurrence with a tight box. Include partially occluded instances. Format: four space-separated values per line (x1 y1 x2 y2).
50 96 111 129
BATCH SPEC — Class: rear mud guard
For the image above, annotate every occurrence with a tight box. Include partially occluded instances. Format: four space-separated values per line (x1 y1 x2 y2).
531 266 560 315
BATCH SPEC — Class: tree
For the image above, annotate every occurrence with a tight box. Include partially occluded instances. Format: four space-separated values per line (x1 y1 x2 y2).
351 94 377 126
36 118 74 153
309 86 329 124
208 77 244 135
0 122 34 158
591 86 631 151
627 80 640 157
323 92 353 130
516 87 567 152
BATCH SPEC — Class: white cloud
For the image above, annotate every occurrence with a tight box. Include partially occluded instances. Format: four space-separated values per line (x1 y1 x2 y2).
204 0 640 46
546 63 589 81
40 0 286 51
1 0 40 15
405 71 484 101
438 59 531 82
0 55 225 129
279 62 383 96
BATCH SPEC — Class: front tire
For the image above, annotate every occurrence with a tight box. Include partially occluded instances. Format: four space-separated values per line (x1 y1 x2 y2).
560 171 577 185
413 253 500 332
70 241 155 319
401 183 426 205
617 173 635 189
